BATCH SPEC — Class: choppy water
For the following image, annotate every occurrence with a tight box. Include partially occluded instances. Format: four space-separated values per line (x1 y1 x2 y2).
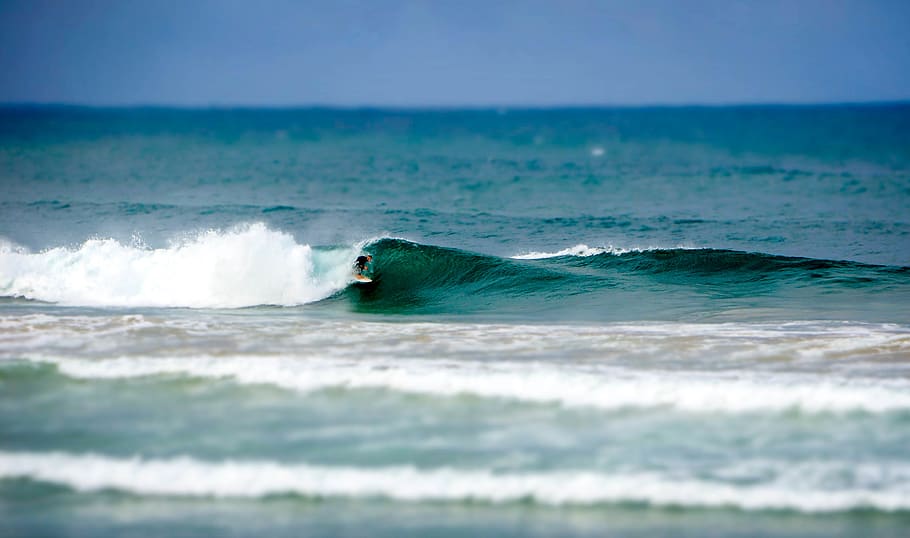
1 106 909 537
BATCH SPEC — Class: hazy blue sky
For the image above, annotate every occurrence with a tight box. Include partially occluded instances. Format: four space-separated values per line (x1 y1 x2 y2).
1 0 908 106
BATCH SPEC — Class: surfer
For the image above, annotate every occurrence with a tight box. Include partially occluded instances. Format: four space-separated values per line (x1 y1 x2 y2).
354 255 372 276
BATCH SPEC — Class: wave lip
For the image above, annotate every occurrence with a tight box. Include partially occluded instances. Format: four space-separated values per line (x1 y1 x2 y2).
1 450 908 513
0 223 356 308
28 354 910 415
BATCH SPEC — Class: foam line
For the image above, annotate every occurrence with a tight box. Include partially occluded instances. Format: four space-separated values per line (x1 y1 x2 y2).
29 354 910 415
511 244 626 259
1 451 908 512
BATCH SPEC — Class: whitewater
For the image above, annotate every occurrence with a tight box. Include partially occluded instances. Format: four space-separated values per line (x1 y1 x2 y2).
0 223 358 307
3 450 910 513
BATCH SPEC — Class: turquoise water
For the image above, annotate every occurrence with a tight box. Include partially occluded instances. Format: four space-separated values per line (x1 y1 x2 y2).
1 105 910 537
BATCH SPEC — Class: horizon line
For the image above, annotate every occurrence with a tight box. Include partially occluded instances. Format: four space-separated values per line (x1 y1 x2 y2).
2 99 909 111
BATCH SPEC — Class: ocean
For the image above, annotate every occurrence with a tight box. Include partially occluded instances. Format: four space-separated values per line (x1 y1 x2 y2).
1 105 909 537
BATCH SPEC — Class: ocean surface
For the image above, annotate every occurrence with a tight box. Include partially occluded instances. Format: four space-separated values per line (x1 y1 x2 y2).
1 105 909 537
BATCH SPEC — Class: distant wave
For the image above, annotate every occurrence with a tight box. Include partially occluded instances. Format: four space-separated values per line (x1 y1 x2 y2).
2 450 909 513
510 241 907 279
23 352 910 415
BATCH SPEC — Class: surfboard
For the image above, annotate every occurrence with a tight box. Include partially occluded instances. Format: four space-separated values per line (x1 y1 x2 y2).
352 274 373 284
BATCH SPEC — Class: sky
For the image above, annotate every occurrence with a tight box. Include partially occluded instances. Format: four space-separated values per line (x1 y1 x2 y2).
0 0 908 106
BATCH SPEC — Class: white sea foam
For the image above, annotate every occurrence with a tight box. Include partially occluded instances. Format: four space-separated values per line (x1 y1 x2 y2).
4 314 909 414
0 237 28 255
28 351 910 415
510 244 665 259
3 314 907 370
511 243 698 259
512 244 616 259
0 223 356 308
1 450 908 512
2 315 904 359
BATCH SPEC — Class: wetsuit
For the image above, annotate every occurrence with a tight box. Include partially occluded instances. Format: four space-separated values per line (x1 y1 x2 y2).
354 256 369 274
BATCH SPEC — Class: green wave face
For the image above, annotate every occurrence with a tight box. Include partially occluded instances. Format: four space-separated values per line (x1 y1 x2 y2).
336 239 910 322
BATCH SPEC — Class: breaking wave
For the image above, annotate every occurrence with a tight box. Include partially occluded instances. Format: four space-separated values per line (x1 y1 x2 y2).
0 223 357 308
2 229 907 317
